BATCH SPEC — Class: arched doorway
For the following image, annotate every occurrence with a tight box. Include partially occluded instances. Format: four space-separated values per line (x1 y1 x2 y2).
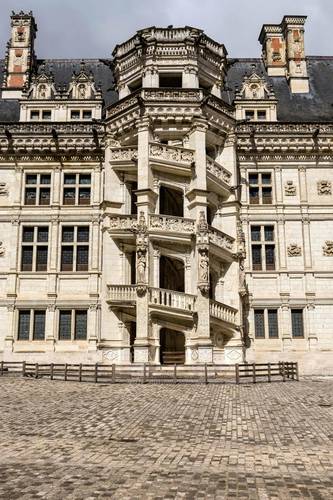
160 328 185 365
159 185 184 217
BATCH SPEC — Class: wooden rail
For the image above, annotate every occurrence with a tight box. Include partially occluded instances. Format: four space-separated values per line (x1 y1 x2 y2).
0 361 298 385
235 362 299 384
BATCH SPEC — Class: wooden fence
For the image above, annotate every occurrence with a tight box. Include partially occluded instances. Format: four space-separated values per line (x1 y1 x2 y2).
0 361 298 385
235 362 299 384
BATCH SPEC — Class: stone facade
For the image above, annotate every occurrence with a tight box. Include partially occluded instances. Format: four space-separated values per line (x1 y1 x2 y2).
0 12 332 374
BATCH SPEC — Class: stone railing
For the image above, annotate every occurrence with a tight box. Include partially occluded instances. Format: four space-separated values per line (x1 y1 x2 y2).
0 122 105 134
210 300 237 325
149 142 195 164
206 156 232 185
236 123 333 134
108 214 137 231
108 285 137 302
109 147 138 161
142 88 203 102
149 287 196 312
209 226 235 252
149 214 195 233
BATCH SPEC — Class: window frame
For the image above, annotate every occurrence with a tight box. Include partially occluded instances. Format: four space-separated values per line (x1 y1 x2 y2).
248 172 273 205
21 225 49 272
17 309 46 341
69 109 93 121
254 308 279 339
291 308 305 338
58 309 88 341
60 225 90 272
29 109 52 121
250 224 276 271
62 172 91 206
24 172 52 206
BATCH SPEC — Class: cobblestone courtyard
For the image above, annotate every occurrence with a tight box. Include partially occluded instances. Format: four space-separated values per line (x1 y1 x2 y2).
0 378 332 499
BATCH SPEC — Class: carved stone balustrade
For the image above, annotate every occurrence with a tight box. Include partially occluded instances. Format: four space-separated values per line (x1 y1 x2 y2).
208 226 235 253
109 147 138 171
108 285 137 303
149 214 195 234
206 156 232 185
210 299 237 325
149 287 196 312
107 215 137 239
149 142 194 169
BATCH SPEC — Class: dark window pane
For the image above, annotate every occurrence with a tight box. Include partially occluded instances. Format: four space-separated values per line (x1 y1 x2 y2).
42 110 51 120
40 174 51 185
262 187 272 204
30 111 39 120
264 226 274 241
39 188 50 205
252 245 262 270
257 111 266 120
18 310 30 340
78 188 90 205
62 227 74 242
268 309 278 338
77 226 89 242
36 246 48 271
59 311 71 340
64 174 76 185
251 226 261 241
254 310 265 338
26 174 37 185
292 309 304 338
249 174 258 185
21 246 33 271
79 174 91 185
33 311 45 340
261 174 272 185
82 110 92 119
249 187 259 204
63 188 76 205
75 311 87 340
37 227 49 242
265 245 275 270
245 110 255 120
77 246 89 271
22 227 34 242
25 188 36 205
71 110 80 120
61 247 73 271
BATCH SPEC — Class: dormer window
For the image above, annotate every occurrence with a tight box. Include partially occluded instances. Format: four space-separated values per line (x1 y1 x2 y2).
82 110 92 119
42 110 51 120
70 110 92 120
159 73 182 88
71 110 80 120
245 109 266 121
245 110 255 121
257 110 267 120
29 110 52 121
30 110 39 121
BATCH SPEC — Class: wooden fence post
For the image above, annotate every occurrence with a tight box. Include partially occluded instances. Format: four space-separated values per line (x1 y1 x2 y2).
50 363 54 381
0 361 3 376
235 364 240 384
35 363 39 379
282 362 286 382
173 364 177 383
267 363 271 383
94 363 98 384
22 361 26 377
204 363 208 385
295 362 299 381
252 363 256 384
112 364 116 383
64 363 68 381
143 363 147 384
78 363 82 382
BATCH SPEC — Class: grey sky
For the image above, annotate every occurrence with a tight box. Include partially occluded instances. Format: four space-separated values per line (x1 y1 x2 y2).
0 0 332 59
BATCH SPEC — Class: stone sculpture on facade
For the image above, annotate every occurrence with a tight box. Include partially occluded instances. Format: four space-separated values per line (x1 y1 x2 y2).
317 181 332 195
284 180 296 196
287 243 302 257
323 241 333 256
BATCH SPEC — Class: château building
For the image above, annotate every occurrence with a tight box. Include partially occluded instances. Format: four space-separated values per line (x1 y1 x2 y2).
0 11 332 374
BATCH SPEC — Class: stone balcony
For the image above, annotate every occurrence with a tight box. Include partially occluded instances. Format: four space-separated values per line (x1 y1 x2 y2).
206 155 232 187
107 284 237 326
149 142 195 175
109 146 138 172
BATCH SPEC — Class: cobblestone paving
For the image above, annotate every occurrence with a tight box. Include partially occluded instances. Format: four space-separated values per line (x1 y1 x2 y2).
0 378 332 499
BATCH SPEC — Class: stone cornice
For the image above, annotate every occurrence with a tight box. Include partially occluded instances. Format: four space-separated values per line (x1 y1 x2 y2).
236 122 333 134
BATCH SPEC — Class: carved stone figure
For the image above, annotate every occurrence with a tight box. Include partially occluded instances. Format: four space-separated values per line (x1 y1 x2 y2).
136 248 146 282
0 183 8 196
287 243 302 257
284 180 296 196
323 241 333 256
199 250 209 281
0 242 5 256
317 181 332 195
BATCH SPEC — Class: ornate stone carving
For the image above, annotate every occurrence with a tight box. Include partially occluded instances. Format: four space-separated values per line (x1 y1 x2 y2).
0 183 8 196
206 157 231 185
136 212 148 295
284 180 296 196
149 143 194 164
209 227 234 251
108 215 137 231
287 243 302 257
109 147 138 161
198 246 210 295
323 241 333 256
149 214 195 233
317 181 332 195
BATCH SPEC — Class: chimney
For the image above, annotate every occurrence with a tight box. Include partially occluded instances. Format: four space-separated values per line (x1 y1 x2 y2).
282 16 309 93
1 11 37 99
258 24 286 77
259 15 309 93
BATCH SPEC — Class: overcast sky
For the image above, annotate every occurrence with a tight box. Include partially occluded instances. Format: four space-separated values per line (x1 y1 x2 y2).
0 0 332 59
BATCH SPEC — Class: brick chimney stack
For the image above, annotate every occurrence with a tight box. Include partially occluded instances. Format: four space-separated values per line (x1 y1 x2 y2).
259 15 309 93
1 11 37 99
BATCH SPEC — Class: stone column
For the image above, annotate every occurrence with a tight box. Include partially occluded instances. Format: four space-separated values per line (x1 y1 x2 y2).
6 216 20 299
52 166 61 206
275 167 283 204
281 301 292 350
47 216 58 299
298 166 308 203
302 217 312 269
277 217 287 270
183 66 198 88
92 165 101 207
4 304 15 352
187 120 209 221
87 304 99 351
13 166 23 207
45 304 56 350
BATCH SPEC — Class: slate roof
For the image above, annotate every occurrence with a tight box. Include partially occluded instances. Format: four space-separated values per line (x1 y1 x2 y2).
1 56 333 123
